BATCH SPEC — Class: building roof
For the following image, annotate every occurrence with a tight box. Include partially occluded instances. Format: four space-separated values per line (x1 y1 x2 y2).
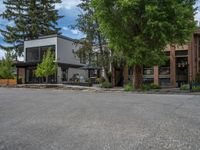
25 34 79 42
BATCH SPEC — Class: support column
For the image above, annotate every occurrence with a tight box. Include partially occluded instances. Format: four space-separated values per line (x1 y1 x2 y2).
154 66 159 85
170 45 176 87
188 41 193 82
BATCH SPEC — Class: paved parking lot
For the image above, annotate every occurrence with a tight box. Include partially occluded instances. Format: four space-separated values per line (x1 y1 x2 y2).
0 88 200 150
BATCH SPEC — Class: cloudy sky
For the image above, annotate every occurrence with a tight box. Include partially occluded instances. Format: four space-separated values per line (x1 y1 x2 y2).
0 0 200 59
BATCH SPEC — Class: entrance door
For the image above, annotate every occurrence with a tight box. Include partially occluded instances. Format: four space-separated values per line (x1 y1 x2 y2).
176 57 188 87
26 67 39 83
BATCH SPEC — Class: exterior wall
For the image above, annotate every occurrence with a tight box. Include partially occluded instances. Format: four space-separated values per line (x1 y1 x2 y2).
57 37 84 65
24 37 57 62
57 67 62 84
121 37 200 87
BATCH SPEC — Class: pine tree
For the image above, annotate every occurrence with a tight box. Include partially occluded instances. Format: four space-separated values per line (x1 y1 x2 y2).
0 0 62 59
39 0 63 35
0 0 26 58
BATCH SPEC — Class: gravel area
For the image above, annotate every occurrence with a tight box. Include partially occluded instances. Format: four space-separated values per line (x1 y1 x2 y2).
0 88 200 150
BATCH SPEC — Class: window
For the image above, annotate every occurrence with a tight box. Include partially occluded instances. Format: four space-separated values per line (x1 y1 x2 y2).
26 47 39 62
159 78 170 86
175 50 188 57
40 45 55 60
159 59 170 75
143 67 154 75
26 45 55 62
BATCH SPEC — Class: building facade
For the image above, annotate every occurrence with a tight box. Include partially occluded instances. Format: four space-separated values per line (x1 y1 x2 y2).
113 30 200 87
16 35 88 84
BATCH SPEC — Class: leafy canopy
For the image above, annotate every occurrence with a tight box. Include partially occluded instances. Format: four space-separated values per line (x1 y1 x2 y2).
35 50 57 78
92 0 196 66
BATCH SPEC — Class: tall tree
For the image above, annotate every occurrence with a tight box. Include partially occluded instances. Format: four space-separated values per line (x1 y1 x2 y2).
0 0 62 59
0 0 26 58
38 0 63 36
92 0 196 89
73 0 111 81
35 50 57 83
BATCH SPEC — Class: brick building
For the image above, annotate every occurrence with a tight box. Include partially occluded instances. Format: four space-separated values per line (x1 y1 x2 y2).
112 30 200 87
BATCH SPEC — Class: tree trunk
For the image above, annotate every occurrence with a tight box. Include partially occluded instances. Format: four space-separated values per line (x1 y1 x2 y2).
46 76 48 83
133 65 143 89
96 19 110 82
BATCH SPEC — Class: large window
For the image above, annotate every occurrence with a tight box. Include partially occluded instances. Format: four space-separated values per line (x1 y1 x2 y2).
143 67 154 84
26 45 55 62
26 47 39 62
143 67 154 75
40 45 55 60
159 60 170 75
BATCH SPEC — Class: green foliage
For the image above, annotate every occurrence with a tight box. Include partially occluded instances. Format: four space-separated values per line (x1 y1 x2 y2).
142 83 161 91
0 53 14 79
180 84 190 91
194 72 200 83
192 86 200 92
73 0 125 81
124 83 134 92
35 50 57 80
0 0 62 58
101 81 112 88
92 0 196 88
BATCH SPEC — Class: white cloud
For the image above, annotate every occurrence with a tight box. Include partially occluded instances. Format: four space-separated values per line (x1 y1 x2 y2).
71 29 81 35
62 26 69 31
56 0 81 10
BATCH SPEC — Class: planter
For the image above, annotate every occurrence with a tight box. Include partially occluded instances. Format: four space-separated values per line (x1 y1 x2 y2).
0 79 17 85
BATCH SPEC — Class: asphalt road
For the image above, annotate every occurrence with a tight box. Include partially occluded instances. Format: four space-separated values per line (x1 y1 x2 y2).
0 88 200 150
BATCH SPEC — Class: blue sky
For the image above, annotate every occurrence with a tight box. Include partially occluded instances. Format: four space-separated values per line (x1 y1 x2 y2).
0 0 200 59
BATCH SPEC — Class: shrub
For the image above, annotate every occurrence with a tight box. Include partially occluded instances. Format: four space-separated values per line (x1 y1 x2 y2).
195 72 200 83
124 83 134 92
192 85 200 92
101 81 112 88
99 77 106 83
180 84 190 91
150 84 161 89
141 83 161 91
141 84 151 91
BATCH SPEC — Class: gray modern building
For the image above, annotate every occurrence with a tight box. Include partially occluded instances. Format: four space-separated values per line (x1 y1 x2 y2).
16 35 88 84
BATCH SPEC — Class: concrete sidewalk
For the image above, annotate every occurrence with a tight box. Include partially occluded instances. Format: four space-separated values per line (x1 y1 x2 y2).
0 84 200 95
